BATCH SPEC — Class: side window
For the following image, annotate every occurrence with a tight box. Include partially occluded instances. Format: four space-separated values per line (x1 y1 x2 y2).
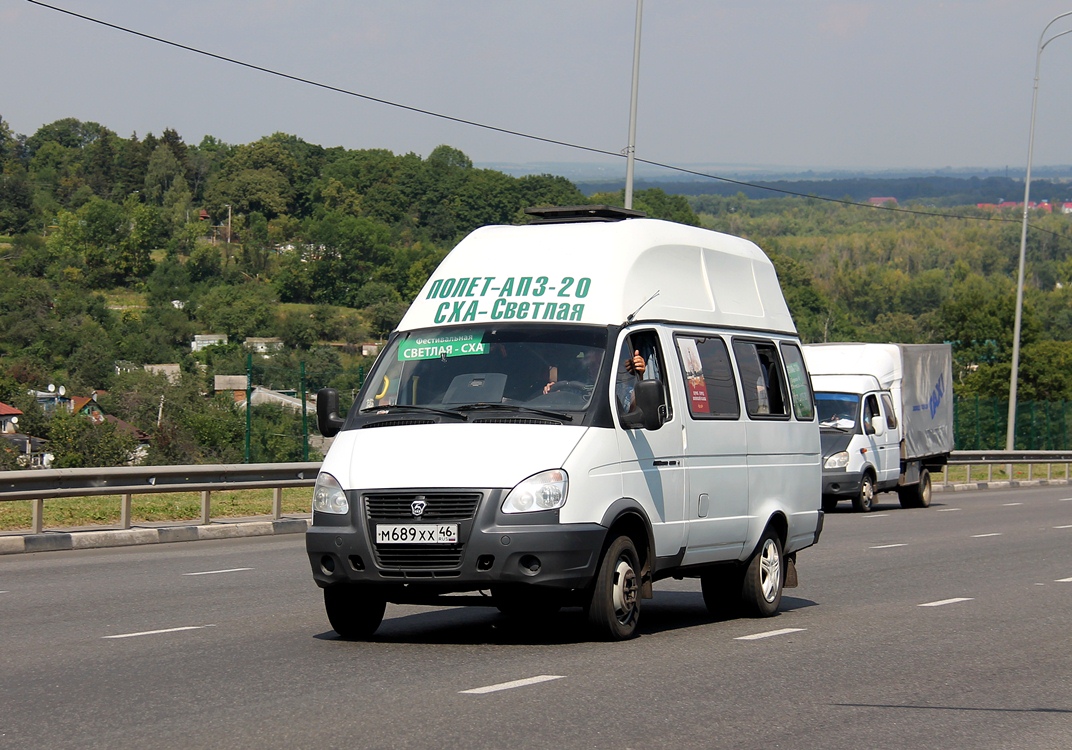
780 342 815 421
616 330 670 427
675 335 740 418
880 393 898 429
732 339 789 418
863 394 881 431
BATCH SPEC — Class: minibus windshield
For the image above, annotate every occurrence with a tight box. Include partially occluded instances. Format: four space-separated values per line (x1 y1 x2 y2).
358 325 609 416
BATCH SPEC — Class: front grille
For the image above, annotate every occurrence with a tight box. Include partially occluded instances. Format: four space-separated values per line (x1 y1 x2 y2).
365 493 480 521
364 491 481 572
375 546 466 570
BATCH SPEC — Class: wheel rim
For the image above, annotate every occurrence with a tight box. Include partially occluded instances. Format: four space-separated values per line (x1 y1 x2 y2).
861 478 874 508
611 556 639 624
759 539 781 602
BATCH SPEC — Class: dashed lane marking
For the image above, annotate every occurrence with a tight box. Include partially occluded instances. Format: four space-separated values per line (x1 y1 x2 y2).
181 568 253 576
461 675 564 694
103 624 216 639
937 508 961 512
735 628 806 641
1057 577 1072 583
971 533 1002 538
1054 525 1072 529
870 543 907 549
919 598 973 607
1003 502 1024 507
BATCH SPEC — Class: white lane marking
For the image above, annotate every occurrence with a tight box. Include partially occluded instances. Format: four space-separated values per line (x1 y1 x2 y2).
971 533 1002 538
1060 498 1072 502
862 514 890 519
103 624 216 639
870 543 907 549
461 675 564 694
1003 502 1023 507
937 508 961 512
181 568 253 576
735 628 806 641
919 598 973 607
1057 577 1072 583
1054 525 1072 530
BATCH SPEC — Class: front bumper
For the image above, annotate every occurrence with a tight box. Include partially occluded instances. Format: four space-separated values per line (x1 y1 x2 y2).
821 469 863 498
306 487 606 594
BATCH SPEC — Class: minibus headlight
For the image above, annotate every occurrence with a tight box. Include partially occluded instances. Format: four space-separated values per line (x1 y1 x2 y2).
502 470 568 514
312 472 349 515
824 451 850 470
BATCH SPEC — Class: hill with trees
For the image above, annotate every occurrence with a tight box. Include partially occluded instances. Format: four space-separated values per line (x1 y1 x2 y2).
3 115 1072 464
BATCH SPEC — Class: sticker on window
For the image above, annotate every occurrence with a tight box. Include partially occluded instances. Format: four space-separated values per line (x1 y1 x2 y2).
678 338 710 414
398 333 487 361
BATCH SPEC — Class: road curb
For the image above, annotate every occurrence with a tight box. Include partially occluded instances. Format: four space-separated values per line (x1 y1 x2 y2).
0 518 311 556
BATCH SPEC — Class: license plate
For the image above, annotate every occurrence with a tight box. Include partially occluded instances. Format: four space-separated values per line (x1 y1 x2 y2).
376 523 458 544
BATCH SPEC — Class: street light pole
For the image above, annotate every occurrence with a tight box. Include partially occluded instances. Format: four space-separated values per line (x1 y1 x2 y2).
624 0 643 209
1006 11 1072 452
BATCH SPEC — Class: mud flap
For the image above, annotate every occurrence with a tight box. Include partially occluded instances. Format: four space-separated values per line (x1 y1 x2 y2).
784 555 798 588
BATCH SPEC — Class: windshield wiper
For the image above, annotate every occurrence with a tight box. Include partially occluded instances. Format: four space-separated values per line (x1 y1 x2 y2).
360 404 467 420
454 403 574 422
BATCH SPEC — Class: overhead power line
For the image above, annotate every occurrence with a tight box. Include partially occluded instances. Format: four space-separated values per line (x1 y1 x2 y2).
23 0 1069 239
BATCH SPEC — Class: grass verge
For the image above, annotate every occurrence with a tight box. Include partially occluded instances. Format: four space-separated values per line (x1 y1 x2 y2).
0 487 312 532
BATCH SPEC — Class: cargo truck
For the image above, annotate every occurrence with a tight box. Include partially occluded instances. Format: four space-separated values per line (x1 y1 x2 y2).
802 343 953 512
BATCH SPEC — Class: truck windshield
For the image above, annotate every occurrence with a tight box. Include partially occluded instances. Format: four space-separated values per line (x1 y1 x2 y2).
815 392 860 430
357 325 609 415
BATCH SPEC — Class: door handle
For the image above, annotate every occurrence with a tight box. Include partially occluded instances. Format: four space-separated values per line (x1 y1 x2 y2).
652 459 679 466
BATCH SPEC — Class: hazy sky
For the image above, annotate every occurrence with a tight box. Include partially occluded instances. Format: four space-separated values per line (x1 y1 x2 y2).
4 1 1072 177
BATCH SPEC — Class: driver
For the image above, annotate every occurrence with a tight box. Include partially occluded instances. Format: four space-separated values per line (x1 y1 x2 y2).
544 350 645 410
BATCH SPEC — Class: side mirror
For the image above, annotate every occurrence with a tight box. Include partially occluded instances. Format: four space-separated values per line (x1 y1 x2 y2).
316 388 346 438
634 379 666 431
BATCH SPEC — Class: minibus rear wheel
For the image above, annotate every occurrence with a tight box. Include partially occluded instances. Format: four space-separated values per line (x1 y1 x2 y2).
586 535 641 640
324 584 387 639
740 529 784 617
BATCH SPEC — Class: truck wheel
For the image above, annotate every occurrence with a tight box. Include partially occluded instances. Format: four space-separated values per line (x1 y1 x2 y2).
586 535 641 640
853 472 876 512
701 568 744 619
898 468 932 509
740 529 784 617
324 585 386 640
493 586 563 618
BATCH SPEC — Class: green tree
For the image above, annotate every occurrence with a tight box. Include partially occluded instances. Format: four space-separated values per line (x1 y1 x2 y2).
46 409 137 468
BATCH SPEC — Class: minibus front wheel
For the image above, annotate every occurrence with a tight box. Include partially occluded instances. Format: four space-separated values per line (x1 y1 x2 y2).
324 584 387 640
586 535 641 641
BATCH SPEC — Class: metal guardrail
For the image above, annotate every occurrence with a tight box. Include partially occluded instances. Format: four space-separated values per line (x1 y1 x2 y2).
0 462 322 534
2 451 1071 536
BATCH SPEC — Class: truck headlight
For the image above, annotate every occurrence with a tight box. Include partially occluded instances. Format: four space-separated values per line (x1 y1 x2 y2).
824 451 850 470
312 472 349 515
502 469 568 514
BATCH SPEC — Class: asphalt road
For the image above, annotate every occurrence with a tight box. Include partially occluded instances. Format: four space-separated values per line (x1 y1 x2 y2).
1 486 1070 750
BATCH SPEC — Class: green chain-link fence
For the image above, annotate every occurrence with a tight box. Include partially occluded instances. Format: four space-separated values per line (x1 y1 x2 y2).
954 396 1071 450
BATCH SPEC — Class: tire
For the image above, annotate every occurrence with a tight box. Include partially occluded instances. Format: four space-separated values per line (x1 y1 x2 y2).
852 472 876 512
493 586 563 619
898 468 932 509
740 529 784 618
701 568 744 619
586 535 641 640
324 585 387 640
821 495 839 513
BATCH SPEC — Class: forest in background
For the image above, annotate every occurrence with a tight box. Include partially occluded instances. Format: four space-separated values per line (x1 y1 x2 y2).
3 115 1072 466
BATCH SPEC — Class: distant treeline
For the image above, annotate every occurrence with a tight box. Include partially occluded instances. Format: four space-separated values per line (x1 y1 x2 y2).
581 175 1072 206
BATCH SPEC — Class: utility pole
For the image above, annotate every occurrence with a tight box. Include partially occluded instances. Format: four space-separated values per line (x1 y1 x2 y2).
624 0 643 209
